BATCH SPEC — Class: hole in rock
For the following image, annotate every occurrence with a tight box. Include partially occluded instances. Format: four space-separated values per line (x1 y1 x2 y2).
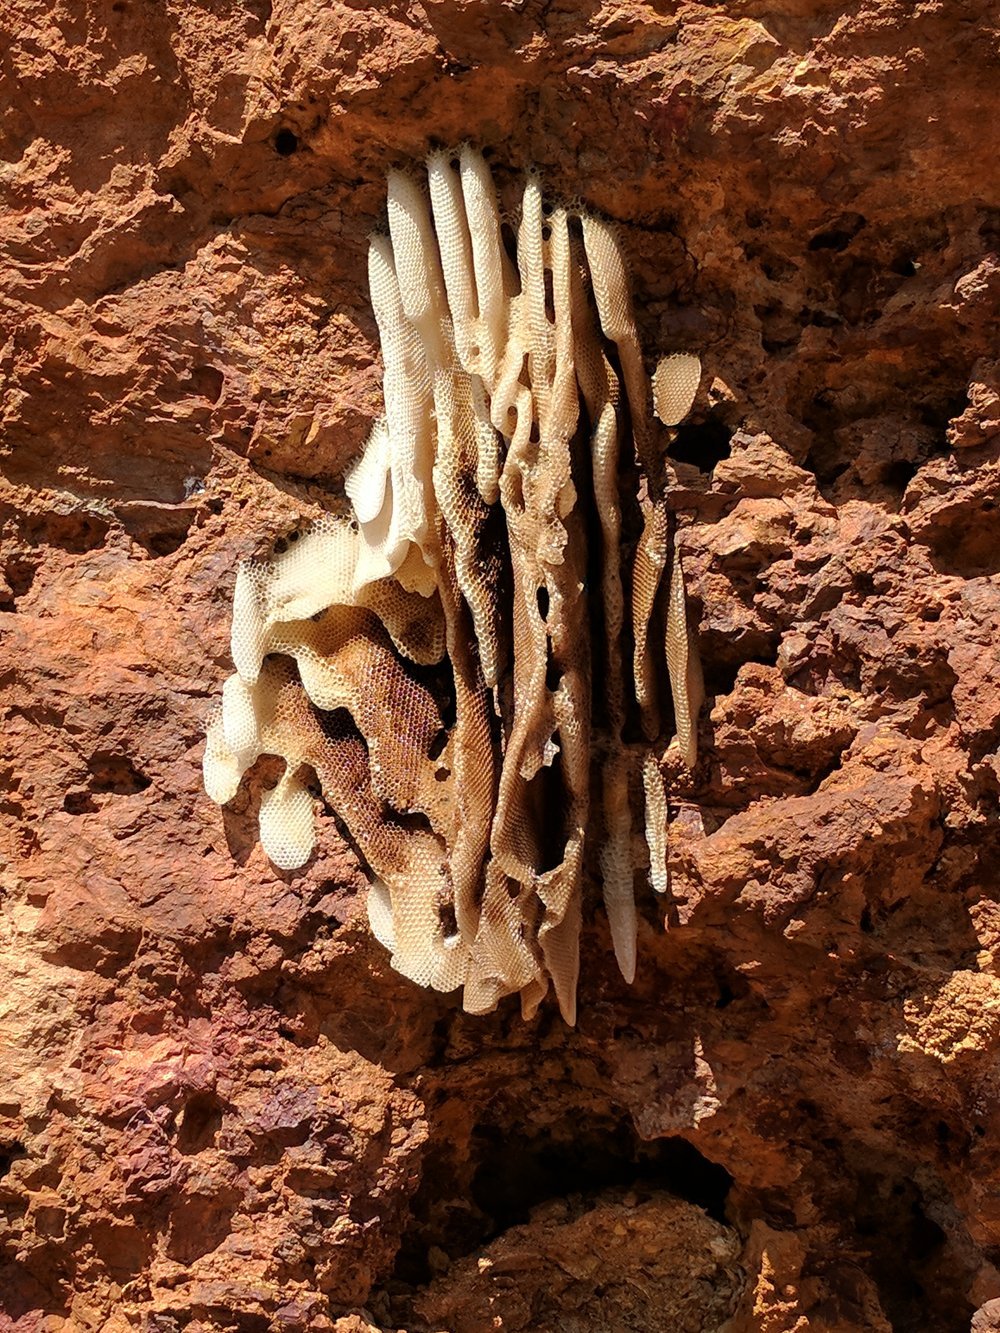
119 506 197 557
87 752 151 796
803 433 850 491
885 459 917 491
188 365 225 403
45 513 111 553
229 1315 269 1333
472 1130 731 1232
891 255 920 277
702 645 781 701
176 1093 224 1155
919 388 972 439
1 558 36 611
64 789 98 815
393 1111 733 1288
807 213 866 251
853 1170 971 1333
919 499 1000 577
804 306 842 328
714 968 750 1008
668 415 734 473
274 128 298 156
0 1142 26 1177
146 528 191 557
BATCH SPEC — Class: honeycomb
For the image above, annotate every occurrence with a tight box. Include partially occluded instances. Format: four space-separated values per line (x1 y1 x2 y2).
204 148 703 1024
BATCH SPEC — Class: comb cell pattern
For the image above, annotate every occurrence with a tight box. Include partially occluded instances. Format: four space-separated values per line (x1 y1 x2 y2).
205 148 703 1024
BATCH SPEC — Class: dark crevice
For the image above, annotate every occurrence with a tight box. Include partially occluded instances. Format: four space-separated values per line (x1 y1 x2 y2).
274 128 299 156
21 513 111 554
1 558 36 611
525 734 566 876
890 255 920 277
853 1172 971 1333
885 459 917 491
64 754 151 812
918 388 970 437
87 753 152 796
472 1131 732 1233
0 1142 26 1179
803 434 849 489
669 415 734 473
392 1112 733 1291
64 789 99 815
118 505 198 557
702 646 781 701
186 365 225 403
807 213 866 251
917 500 1000 577
176 1093 224 1155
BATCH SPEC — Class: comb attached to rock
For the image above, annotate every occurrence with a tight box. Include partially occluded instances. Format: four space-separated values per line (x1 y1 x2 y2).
204 148 702 1024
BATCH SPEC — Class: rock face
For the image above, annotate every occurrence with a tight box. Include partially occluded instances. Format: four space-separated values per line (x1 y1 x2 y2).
2 1 999 1329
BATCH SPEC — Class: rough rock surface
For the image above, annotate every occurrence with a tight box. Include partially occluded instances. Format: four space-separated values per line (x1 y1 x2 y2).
2 1 1000 1330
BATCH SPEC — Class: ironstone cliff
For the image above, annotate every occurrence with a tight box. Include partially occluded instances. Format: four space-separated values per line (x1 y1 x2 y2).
2 2 1000 1330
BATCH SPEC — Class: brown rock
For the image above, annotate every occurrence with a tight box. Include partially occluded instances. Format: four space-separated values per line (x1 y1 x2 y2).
3 0 1000 1330
412 1189 743 1333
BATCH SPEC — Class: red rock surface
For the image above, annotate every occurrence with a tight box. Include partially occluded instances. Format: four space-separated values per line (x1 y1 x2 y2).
2 1 1000 1329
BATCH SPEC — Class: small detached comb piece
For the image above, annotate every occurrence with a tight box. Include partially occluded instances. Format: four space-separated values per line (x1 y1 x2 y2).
653 353 702 427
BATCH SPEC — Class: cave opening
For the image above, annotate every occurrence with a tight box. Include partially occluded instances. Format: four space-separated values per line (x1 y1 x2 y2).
391 1109 733 1290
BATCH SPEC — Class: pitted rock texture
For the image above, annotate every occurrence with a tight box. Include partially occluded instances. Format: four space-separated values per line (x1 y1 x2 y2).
2 1 1000 1330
